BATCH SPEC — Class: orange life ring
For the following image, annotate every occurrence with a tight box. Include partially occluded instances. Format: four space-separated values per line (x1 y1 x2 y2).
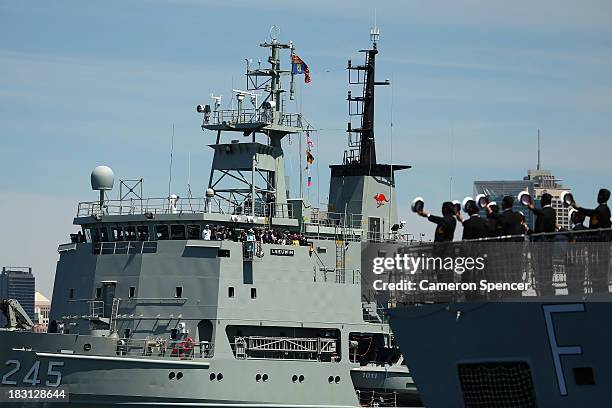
181 337 194 351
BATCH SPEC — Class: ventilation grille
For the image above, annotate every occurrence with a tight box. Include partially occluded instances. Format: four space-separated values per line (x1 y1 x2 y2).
458 362 536 408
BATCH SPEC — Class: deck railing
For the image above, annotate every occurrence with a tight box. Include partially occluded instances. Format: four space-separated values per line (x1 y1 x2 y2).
116 337 214 359
77 198 294 218
364 228 612 302
204 108 302 129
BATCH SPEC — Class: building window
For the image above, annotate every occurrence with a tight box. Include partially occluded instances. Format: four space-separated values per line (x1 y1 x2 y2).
69 288 74 299
129 286 136 298
175 286 183 298
251 288 257 299
228 287 235 298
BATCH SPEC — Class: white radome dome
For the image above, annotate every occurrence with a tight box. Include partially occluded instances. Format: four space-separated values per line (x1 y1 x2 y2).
91 165 115 191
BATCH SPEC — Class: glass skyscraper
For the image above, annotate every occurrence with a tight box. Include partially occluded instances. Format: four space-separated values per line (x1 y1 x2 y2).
0 267 36 326
473 180 536 229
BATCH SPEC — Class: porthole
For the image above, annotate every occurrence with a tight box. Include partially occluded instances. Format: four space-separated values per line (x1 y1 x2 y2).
298 375 304 383
256 373 262 382
177 372 183 380
292 375 298 383
83 343 92 352
210 373 216 381
217 373 224 381
328 375 334 383
335 376 340 383
169 372 175 380
262 374 268 382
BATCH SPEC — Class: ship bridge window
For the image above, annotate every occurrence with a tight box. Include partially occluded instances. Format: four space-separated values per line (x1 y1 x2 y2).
155 225 169 240
112 227 124 241
99 227 109 242
137 226 149 241
171 225 186 240
88 228 100 243
124 226 137 241
187 225 201 240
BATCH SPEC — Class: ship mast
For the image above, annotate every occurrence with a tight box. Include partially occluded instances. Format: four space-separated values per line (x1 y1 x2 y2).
345 26 389 166
197 27 303 217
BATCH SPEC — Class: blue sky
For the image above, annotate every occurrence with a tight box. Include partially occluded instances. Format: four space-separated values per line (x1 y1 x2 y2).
1 0 611 296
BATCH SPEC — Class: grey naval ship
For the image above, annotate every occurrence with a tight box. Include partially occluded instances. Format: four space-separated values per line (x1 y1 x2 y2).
0 28 419 407
384 221 612 407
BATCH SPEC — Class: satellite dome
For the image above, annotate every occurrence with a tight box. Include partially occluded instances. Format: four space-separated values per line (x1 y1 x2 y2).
91 166 115 191
206 188 215 198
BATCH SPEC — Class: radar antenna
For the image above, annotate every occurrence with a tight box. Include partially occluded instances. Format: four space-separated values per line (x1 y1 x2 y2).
196 29 305 217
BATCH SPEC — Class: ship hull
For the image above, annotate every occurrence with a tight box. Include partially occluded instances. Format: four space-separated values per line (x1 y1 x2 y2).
389 299 612 407
350 365 421 407
0 331 359 407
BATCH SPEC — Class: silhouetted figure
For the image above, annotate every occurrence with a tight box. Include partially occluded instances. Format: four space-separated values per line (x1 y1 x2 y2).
528 193 556 296
574 188 611 293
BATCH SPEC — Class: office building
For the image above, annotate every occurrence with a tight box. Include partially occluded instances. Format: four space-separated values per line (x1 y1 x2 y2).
524 169 571 230
0 267 36 326
473 180 536 229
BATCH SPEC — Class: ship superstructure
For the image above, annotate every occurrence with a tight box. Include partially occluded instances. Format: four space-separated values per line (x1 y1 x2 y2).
0 29 417 407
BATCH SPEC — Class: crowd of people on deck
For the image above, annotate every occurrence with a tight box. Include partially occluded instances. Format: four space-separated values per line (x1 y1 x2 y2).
415 188 611 243
413 188 612 297
200 224 309 246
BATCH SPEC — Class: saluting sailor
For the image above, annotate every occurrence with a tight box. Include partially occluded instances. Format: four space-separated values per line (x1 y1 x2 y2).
571 188 612 293
415 199 457 289
526 192 556 296
416 201 457 243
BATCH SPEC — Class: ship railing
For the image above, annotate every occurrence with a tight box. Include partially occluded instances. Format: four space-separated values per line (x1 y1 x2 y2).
304 229 363 243
231 336 339 361
242 241 264 260
308 210 363 229
263 202 293 218
366 227 612 303
356 390 398 407
88 300 104 319
303 210 363 242
116 338 214 359
206 109 302 128
77 198 295 219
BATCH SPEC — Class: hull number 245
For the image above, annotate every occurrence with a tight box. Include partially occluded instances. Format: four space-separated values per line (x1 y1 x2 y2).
1 360 64 387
